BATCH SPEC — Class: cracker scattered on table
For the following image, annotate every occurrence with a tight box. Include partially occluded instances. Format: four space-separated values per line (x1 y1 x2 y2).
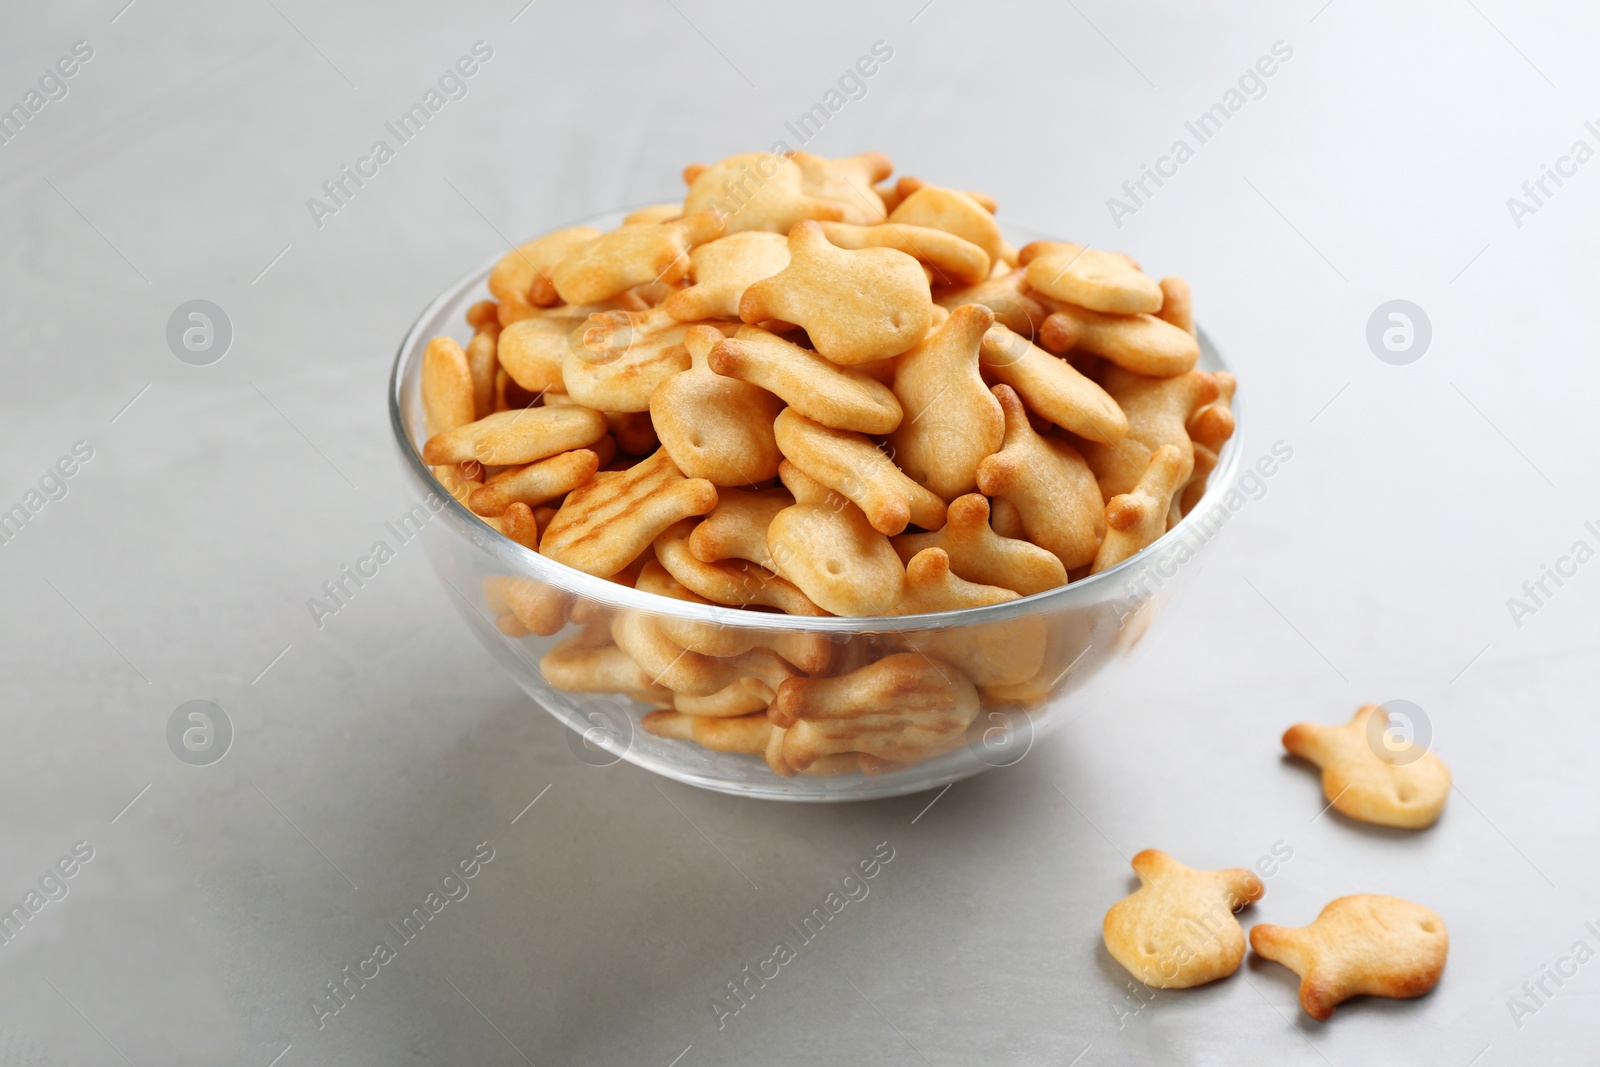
1283 705 1452 829
1103 849 1264 989
1250 895 1449 1020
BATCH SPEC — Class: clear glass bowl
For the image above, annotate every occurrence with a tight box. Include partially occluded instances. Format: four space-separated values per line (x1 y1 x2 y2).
388 210 1244 801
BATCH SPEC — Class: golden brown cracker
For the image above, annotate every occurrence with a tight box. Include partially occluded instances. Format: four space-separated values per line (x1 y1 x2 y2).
1103 849 1265 989
662 231 791 321
482 574 568 637
623 203 684 226
774 408 946 536
1091 445 1188 573
422 406 609 467
496 311 593 394
466 443 611 517
1023 242 1162 315
422 336 475 437
893 493 1067 596
709 325 903 434
1157 276 1195 336
1250 896 1448 1020
643 710 775 752
551 211 724 305
489 226 601 324
887 304 1004 500
1038 300 1199 378
540 450 717 577
688 487 794 571
891 547 1016 615
539 630 672 705
790 150 894 224
975 385 1104 570
683 152 844 234
769 652 979 771
767 502 905 616
888 185 1003 265
654 519 827 615
1282 706 1451 829
935 268 1047 338
564 307 694 413
650 325 784 486
818 221 989 286
611 610 797 697
740 220 933 366
1079 366 1218 497
978 323 1128 445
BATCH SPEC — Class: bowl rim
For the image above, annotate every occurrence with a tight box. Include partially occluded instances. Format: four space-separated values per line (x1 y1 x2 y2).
389 208 1246 634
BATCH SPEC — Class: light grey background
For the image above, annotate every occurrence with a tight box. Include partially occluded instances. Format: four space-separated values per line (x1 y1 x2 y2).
2 1 1596 1064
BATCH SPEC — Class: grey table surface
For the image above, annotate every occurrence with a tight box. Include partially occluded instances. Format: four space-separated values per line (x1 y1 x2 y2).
2 1 1597 1064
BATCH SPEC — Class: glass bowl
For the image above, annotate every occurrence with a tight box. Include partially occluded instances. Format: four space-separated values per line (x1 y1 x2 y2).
388 209 1244 801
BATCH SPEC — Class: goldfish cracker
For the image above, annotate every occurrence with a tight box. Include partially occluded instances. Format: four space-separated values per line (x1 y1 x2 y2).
422 407 608 467
767 502 905 616
769 652 980 771
662 231 791 321
1079 367 1218 497
789 150 894 224
489 226 601 324
709 325 903 434
887 304 1003 500
818 221 989 286
888 184 1003 265
654 519 826 616
689 487 794 572
650 325 784 486
422 337 475 437
774 408 945 536
1250 896 1448 1021
893 494 1066 596
979 324 1128 444
551 212 724 304
740 220 932 366
1022 241 1162 315
1091 446 1188 573
975 385 1104 570
1038 300 1199 378
466 442 612 517
540 450 717 577
683 153 846 234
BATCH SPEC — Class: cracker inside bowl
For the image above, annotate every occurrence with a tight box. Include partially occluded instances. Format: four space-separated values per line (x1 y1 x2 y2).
390 150 1245 799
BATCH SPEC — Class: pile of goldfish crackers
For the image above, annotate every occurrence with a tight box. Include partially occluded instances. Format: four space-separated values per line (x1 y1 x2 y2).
418 151 1236 777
